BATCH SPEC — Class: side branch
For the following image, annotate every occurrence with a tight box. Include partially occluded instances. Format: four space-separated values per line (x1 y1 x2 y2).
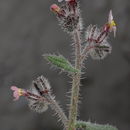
48 95 68 129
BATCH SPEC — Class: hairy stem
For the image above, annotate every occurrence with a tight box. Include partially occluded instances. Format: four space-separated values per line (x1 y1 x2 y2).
68 29 82 130
33 76 68 129
47 94 68 129
81 45 94 62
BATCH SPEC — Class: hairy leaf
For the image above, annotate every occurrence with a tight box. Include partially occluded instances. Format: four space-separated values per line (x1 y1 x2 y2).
76 121 118 130
43 54 79 73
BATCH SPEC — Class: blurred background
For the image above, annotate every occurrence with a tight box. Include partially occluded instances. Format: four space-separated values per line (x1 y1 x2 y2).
0 0 129 130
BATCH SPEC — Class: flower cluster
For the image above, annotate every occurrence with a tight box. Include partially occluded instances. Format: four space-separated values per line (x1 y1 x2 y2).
11 76 51 113
11 76 68 127
50 0 82 33
83 10 116 60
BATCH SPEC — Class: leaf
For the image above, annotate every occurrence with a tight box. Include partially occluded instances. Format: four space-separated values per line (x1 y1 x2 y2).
43 54 79 73
76 121 118 130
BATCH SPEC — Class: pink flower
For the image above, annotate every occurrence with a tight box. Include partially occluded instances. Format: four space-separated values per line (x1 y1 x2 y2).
11 86 26 101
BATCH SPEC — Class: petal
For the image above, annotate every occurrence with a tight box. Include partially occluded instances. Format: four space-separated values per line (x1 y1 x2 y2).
14 95 19 101
13 96 19 101
113 26 117 37
11 86 20 101
13 91 19 97
11 86 18 91
108 10 113 23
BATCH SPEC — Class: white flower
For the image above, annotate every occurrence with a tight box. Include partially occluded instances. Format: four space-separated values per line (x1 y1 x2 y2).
108 10 117 37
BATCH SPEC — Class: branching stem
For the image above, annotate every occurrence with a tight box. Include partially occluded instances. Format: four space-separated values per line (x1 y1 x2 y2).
81 45 95 62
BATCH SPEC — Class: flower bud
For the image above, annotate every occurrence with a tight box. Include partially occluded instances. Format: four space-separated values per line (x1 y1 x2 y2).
50 4 61 14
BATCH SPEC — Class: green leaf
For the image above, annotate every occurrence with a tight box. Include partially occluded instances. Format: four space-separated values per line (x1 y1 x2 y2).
43 54 79 73
76 121 118 130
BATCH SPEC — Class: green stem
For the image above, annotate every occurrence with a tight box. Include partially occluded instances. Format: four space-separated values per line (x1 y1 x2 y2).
68 30 82 130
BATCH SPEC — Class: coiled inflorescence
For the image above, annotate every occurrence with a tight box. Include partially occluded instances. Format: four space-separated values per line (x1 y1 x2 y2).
28 76 51 113
11 76 68 127
11 76 51 113
82 10 116 60
50 0 82 33
85 25 112 60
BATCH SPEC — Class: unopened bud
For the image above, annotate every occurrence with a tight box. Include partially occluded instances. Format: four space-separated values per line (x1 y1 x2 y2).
50 4 61 14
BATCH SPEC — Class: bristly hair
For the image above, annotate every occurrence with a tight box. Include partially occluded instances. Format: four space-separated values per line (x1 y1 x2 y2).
28 98 49 113
28 76 51 113
84 25 112 60
28 76 68 128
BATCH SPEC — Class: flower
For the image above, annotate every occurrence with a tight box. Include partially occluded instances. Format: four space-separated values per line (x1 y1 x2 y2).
108 10 116 37
11 86 26 101
103 10 117 37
